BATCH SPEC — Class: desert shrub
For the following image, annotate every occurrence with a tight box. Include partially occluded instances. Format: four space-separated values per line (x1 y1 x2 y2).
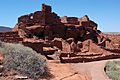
0 41 48 78
105 61 120 80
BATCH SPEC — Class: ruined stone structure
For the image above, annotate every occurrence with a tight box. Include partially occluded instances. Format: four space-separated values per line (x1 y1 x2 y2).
1 4 120 63
17 4 61 26
12 4 98 41
60 16 79 25
13 4 65 39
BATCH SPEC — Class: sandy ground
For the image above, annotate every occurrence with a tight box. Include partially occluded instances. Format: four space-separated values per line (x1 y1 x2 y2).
48 59 120 80
47 60 83 80
71 59 120 80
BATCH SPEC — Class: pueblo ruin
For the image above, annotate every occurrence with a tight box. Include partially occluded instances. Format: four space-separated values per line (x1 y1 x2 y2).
0 4 120 62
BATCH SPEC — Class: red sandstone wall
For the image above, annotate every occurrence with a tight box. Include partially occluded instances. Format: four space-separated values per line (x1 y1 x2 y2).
22 42 43 53
60 16 79 25
17 4 61 27
81 20 97 28
42 4 52 13
13 4 99 40
0 32 23 43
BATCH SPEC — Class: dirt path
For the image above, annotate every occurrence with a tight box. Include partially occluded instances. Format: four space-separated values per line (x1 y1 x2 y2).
45 59 120 80
47 60 90 80
71 59 120 80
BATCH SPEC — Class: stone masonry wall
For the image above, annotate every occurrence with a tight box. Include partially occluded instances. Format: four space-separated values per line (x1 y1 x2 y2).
0 32 23 43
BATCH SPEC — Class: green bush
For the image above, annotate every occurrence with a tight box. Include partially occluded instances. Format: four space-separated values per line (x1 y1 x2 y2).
0 41 48 78
105 61 120 80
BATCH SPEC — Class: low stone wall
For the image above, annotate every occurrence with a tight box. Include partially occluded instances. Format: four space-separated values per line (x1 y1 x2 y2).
0 32 23 43
22 42 43 53
61 53 120 63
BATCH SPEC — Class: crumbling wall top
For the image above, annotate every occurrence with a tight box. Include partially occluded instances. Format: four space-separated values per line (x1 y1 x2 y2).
60 16 79 25
42 4 52 13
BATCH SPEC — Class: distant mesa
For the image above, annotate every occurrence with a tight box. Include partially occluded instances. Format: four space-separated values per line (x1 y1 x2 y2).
0 26 12 32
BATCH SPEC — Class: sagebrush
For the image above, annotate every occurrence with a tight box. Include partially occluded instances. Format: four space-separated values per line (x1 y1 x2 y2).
0 41 48 78
105 61 120 80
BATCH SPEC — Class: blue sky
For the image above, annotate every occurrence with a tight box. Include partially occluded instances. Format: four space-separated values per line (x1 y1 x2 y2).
0 0 120 32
